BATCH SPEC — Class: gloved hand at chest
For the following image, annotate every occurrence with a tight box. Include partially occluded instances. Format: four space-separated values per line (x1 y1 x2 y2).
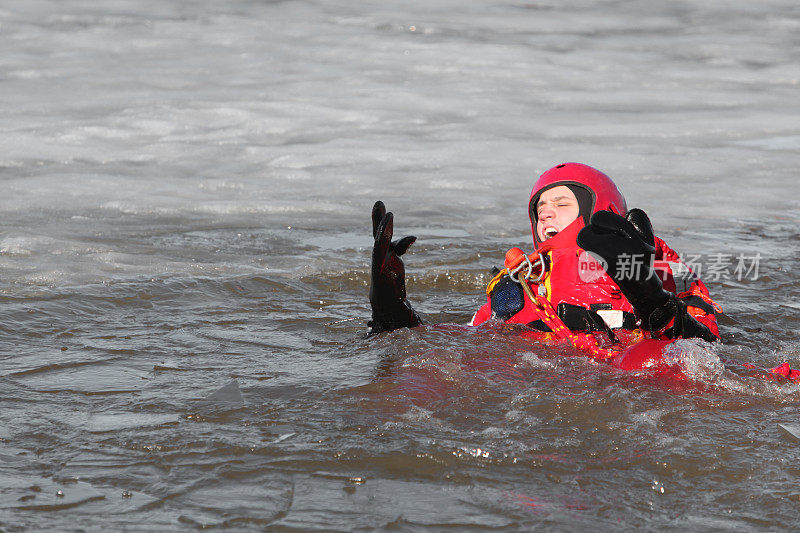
368 201 423 334
576 209 685 335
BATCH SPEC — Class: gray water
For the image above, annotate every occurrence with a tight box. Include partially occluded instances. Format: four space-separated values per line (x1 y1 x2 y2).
1 0 800 530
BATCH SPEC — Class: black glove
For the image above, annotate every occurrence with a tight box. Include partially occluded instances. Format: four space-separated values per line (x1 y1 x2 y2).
368 201 423 334
577 209 717 341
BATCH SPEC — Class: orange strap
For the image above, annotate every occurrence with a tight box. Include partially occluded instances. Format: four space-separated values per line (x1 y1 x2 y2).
677 287 723 314
502 246 622 361
521 279 621 361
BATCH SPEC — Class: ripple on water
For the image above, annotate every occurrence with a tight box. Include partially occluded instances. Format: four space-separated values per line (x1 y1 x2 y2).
8 364 149 395
0 470 156 514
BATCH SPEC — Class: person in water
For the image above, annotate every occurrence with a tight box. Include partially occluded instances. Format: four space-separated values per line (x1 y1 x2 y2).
368 162 719 344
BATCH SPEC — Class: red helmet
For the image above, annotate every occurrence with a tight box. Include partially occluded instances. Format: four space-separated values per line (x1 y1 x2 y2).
528 163 627 246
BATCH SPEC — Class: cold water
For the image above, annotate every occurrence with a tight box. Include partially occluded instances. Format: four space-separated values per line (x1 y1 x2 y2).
1 0 800 530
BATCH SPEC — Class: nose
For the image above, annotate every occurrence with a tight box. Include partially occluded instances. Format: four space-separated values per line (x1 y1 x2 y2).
538 205 554 220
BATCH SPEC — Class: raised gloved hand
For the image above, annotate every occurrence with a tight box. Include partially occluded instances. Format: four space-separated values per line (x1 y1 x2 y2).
577 209 716 341
368 201 423 334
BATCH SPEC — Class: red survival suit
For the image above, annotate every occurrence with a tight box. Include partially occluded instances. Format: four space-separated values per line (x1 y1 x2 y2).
470 163 720 341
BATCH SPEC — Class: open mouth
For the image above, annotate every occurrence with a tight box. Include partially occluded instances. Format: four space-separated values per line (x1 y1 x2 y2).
544 227 559 239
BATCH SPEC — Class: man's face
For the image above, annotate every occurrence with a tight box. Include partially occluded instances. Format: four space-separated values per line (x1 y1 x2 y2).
535 185 580 241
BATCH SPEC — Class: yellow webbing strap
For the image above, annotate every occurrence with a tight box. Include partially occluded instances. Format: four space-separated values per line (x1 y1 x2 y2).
485 268 509 296
485 250 623 362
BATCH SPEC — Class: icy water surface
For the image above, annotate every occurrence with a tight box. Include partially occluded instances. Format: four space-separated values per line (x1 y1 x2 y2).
1 0 800 530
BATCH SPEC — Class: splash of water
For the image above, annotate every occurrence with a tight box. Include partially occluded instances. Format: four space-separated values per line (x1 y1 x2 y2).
662 339 724 382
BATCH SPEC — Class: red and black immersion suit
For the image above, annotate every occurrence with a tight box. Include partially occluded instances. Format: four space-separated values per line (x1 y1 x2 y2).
469 163 720 342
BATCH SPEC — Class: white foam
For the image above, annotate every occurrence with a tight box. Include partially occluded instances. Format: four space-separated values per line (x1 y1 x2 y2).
520 352 557 370
0 237 35 256
662 339 725 382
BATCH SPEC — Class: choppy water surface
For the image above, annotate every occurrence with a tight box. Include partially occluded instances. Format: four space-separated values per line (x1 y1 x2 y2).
2 0 800 530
